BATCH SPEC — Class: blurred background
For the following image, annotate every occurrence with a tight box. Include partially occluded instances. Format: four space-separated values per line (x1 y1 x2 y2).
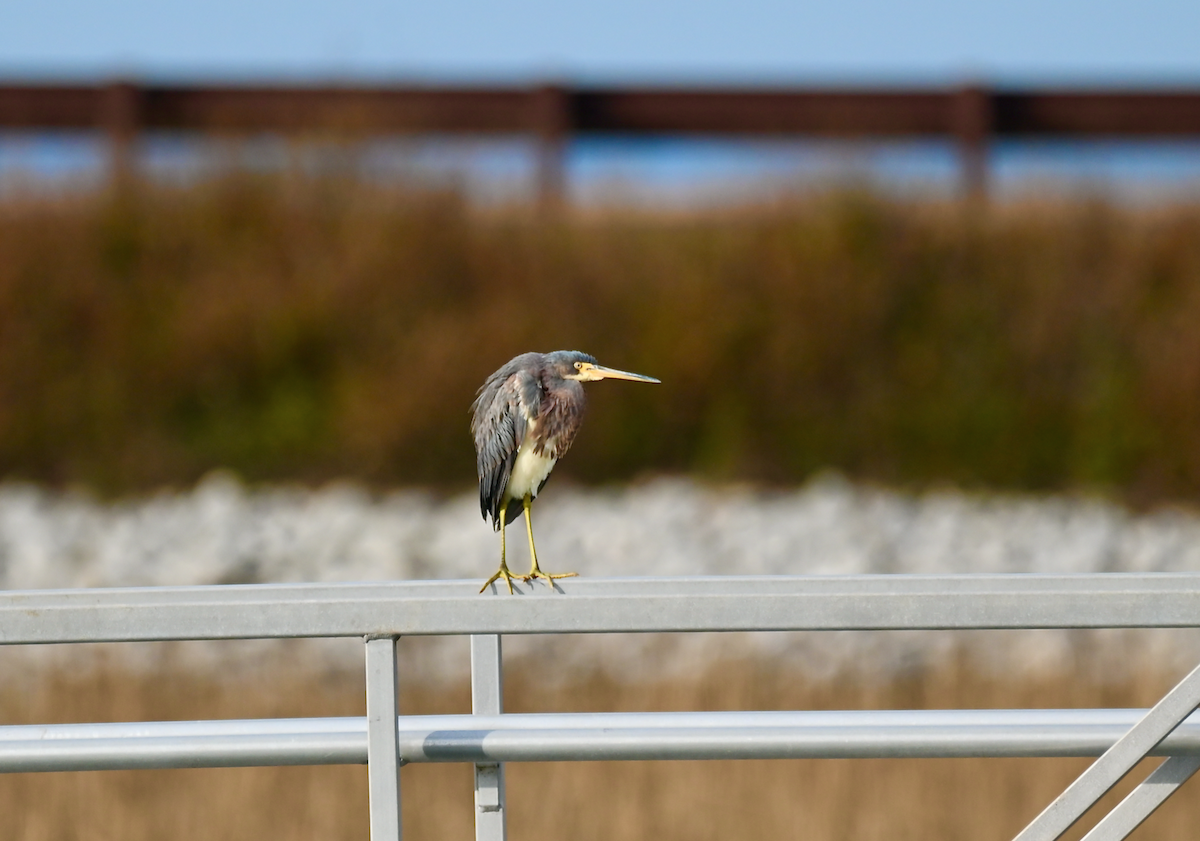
4 0 1200 839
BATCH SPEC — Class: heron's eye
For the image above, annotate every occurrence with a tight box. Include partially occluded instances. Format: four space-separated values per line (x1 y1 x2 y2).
574 362 583 369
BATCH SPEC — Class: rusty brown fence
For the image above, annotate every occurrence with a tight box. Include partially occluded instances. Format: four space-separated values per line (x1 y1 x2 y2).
3 81 1200 199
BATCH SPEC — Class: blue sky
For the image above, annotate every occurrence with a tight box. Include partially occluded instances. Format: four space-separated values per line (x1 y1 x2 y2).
5 0 1200 83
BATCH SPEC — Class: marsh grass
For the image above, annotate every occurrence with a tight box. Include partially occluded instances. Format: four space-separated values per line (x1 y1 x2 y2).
1 654 1196 840
3 182 1200 504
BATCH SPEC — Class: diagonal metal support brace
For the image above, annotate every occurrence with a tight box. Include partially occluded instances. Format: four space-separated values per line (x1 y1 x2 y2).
1079 755 1200 841
471 635 507 841
1014 660 1200 841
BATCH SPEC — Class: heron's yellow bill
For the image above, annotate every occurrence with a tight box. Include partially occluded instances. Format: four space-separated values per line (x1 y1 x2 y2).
584 364 660 384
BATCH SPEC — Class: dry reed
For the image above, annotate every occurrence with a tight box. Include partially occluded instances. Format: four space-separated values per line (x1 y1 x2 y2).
1 653 1197 841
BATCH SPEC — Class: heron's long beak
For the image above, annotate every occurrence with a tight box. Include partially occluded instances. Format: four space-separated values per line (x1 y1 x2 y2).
589 365 660 383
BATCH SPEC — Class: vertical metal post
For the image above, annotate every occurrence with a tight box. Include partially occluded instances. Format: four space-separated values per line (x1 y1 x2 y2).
366 636 402 841
471 635 506 841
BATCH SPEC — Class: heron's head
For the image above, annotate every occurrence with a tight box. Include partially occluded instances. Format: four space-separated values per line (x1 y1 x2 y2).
549 351 661 384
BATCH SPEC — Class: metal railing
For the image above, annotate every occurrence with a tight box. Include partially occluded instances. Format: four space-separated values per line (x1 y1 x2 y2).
4 574 1200 841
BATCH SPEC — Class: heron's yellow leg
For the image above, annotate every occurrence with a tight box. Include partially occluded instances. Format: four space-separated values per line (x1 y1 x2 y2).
480 506 518 594
521 494 577 586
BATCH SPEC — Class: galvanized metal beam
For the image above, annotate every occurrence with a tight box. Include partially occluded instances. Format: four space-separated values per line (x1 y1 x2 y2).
471 635 507 841
3 575 1200 644
366 637 402 841
6 709 1200 772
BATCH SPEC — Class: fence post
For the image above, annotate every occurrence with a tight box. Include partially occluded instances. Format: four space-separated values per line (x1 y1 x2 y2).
530 85 571 210
99 80 141 187
365 636 402 841
471 634 507 841
953 85 992 202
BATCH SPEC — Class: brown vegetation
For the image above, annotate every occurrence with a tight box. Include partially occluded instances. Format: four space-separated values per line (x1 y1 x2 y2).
2 181 1200 502
0 655 1195 840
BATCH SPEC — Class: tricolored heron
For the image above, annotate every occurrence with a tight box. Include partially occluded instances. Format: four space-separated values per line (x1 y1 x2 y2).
472 350 660 593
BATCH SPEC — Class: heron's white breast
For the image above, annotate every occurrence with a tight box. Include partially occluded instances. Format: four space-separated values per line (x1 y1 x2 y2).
506 426 557 503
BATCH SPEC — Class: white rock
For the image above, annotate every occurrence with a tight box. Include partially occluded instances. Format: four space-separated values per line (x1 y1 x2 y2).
2 474 1199 684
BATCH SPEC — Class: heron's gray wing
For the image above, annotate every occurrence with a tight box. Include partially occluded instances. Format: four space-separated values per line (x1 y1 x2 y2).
471 365 542 528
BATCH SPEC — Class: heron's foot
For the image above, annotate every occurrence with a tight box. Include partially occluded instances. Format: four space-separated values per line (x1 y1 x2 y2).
521 565 578 588
480 563 519 595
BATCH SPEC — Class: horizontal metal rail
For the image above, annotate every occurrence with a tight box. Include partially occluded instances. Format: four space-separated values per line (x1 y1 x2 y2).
5 709 1200 772
4 574 1200 644
7 575 1200 841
